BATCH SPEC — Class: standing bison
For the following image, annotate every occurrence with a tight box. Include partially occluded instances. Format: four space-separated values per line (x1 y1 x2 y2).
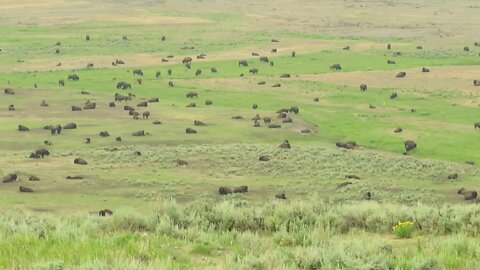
330 64 341 70
360 84 367 91
404 140 417 152
133 69 143 76
182 57 193 64
238 60 248 67
68 75 79 81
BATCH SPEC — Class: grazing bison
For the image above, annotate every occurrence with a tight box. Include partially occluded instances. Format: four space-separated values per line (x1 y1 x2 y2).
64 122 77 129
252 104 258 109
238 60 248 67
29 175 40 181
86 63 94 68
474 122 480 129
290 106 299 114
186 92 198 98
233 186 248 193
464 46 470 52
211 67 217 73
148 97 159 103
74 158 88 165
35 148 50 158
117 81 132 90
195 69 202 76
404 140 417 152
218 187 232 195
422 67 430 73
177 159 188 166
99 209 113 216
205 100 213 105
387 44 391 50
8 104 15 111
132 130 145 136
167 69 172 76
18 125 30 132
2 174 17 183
185 128 197 134
142 111 150 119
155 71 161 78
100 131 110 137
387 60 396 65
19 186 33 193
271 48 277 53
447 173 459 180
346 175 360 180
115 94 129 102
291 51 296 57
182 57 193 64
85 35 90 41
464 191 477 200
390 92 398 99
396 72 406 78
58 80 65 86
363 192 372 200
275 193 287 200
394 127 403 133
133 112 140 120
4 88 15 95
260 56 269 63
133 69 143 76
474 80 480 86
330 64 342 70
44 140 52 145
194 120 206 126
137 101 148 107
279 140 291 149
68 74 79 81
249 68 258 74
259 155 271 161
360 84 367 91
168 81 174 87
314 97 319 102
83 102 96 110
116 136 122 142
81 91 90 95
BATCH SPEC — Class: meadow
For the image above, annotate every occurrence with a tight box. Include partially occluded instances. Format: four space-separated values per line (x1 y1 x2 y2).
1 0 480 268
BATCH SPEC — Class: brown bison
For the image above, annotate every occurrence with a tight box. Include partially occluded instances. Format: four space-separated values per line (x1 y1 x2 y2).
99 209 113 216
41 100 49 107
291 51 296 57
186 128 197 134
275 193 287 200
99 131 110 137
474 122 480 129
83 102 96 110
186 91 198 98
177 159 188 166
68 74 79 81
29 175 40 181
2 174 17 183
8 104 15 111
148 97 159 103
363 192 372 200
74 158 88 165
19 186 33 193
238 60 248 67
396 72 406 78
272 84 281 88
387 60 396 64
132 130 145 136
72 105 82 111
279 140 291 149
330 64 342 70
404 140 417 152
18 125 30 132
58 80 65 86
133 69 143 76
474 80 480 86
447 173 459 180
360 84 367 91
182 57 193 64
249 68 258 74
260 56 269 63
137 101 148 107
346 175 361 180
464 191 477 200
168 81 174 87
390 92 398 99
337 182 352 189
259 155 271 161
117 81 132 90
233 186 248 193
280 74 291 78
35 148 50 158
186 103 196 108
194 120 206 126
4 88 15 95
387 43 391 50
253 104 258 109
142 111 150 119
422 67 430 73
218 187 232 195
394 128 403 133
205 100 213 105
211 67 217 73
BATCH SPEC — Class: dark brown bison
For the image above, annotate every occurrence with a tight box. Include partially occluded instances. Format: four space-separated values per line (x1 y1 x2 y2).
44 140 52 145
301 129 311 134
117 81 132 90
162 58 168 62
290 106 299 114
195 69 202 76
99 209 113 216
422 67 430 73
474 80 480 86
84 138 91 144
363 192 372 200
132 130 145 136
100 131 110 137
68 74 79 81
35 148 50 158
291 51 296 57
475 42 480 46
116 136 122 142
447 173 459 180
280 74 291 78
282 117 293 123
85 34 90 41
253 104 258 109
168 81 174 87
387 43 391 50
231 116 243 120
29 175 40 181
343 46 350 50
346 175 361 180
186 103 196 108
271 48 277 53
186 92 198 98
259 155 271 161
186 128 197 134
182 57 193 64
268 124 281 128
464 191 477 200
252 52 259 56
275 193 287 200
80 91 90 95
74 158 88 165
360 84 367 91
417 45 423 50
19 186 33 193
211 67 217 73
4 88 15 95
272 84 281 88
153 120 162 125
67 176 85 180
8 104 15 111
330 64 342 70
238 60 248 67
177 159 188 166
465 161 475 165
142 111 150 119
194 120 206 126
474 122 480 129
394 128 403 133
137 101 148 107
83 102 96 110
86 63 94 68
464 46 470 52
116 59 125 65
260 56 269 62
396 72 406 78
41 100 49 107
279 140 291 149
124 105 135 111
257 81 266 85
233 186 248 193
18 125 30 132
390 92 398 99
72 105 82 111
253 121 260 127
205 100 213 105
386 60 396 65
249 68 259 74
109 102 115 107
133 69 143 76
337 182 352 189
404 140 417 152
218 187 232 195
148 97 159 103
2 174 17 183
58 80 65 86
314 97 319 102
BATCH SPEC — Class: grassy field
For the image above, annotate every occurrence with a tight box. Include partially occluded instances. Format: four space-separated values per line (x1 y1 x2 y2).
1 0 480 268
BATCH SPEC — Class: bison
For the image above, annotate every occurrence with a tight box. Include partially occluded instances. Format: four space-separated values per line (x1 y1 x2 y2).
260 56 269 63
233 186 248 193
390 92 398 99
132 130 145 136
72 105 82 111
447 173 459 180
279 140 291 149
19 186 33 193
68 74 79 81
474 80 480 86
18 125 30 132
142 111 150 119
422 67 430 73
35 148 50 158
396 72 406 78
194 120 206 126
41 100 49 107
404 140 417 152
249 68 258 74
99 209 113 216
182 57 193 64
186 91 198 98
360 84 367 91
83 102 96 110
186 128 197 134
58 80 65 86
133 69 143 76
275 193 287 200
2 174 17 183
195 69 202 76
4 88 15 95
238 60 248 67
99 131 110 137
205 100 213 105
137 101 148 107
330 64 342 70
74 158 88 165
218 187 232 195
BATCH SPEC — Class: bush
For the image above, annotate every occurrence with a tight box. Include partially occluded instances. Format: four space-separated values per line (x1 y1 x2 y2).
393 221 414 239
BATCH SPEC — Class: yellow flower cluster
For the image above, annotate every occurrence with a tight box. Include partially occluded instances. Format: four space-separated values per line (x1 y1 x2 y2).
392 221 414 239
392 221 414 231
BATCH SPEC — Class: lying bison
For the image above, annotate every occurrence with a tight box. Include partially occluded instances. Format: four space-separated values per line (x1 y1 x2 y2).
275 193 287 200
279 140 291 149
205 100 213 105
218 187 232 195
18 125 30 132
148 97 159 103
72 105 82 111
186 128 197 134
83 102 96 110
396 72 406 78
99 131 110 137
2 174 17 183
74 158 88 165
132 130 145 136
63 123 77 129
137 101 148 107
404 140 417 152
19 186 33 193
474 80 480 86
194 120 206 126
233 186 248 193
5 88 15 95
